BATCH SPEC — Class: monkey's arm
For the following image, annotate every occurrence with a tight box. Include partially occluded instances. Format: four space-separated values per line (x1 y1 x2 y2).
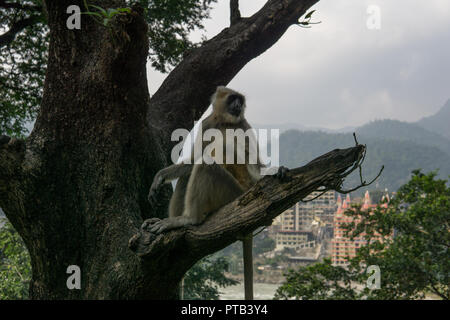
148 163 192 204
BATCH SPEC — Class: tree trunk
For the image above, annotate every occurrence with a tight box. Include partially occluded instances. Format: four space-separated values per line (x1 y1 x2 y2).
0 0 363 300
1 0 171 299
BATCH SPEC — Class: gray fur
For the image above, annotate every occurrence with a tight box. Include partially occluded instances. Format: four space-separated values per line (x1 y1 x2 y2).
144 86 264 234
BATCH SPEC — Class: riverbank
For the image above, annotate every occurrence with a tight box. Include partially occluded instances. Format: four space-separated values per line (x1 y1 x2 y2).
219 282 280 300
225 271 285 285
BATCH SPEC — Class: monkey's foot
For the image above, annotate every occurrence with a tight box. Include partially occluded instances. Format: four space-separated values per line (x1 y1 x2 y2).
277 166 290 181
141 218 170 234
141 218 160 230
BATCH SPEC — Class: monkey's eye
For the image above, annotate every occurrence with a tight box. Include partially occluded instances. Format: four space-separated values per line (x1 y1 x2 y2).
226 94 244 117
227 94 244 106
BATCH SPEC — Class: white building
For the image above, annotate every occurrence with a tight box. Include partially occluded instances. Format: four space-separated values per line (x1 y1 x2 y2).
274 191 336 251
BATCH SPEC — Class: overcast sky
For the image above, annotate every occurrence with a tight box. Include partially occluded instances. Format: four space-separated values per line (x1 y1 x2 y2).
147 0 450 130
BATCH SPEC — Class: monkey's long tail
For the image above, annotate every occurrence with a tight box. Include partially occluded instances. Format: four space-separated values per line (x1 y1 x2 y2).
243 234 254 300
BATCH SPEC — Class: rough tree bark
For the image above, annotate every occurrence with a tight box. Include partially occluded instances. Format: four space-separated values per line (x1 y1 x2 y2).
0 0 375 300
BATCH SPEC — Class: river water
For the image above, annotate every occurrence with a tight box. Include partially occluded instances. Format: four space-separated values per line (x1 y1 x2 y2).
219 283 280 300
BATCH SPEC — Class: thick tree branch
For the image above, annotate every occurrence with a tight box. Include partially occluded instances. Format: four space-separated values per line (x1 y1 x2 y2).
129 145 366 267
230 0 241 26
148 0 320 153
0 135 25 177
0 16 40 48
0 136 25 225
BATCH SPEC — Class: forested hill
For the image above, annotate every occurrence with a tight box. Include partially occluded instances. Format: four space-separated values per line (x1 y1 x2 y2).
417 99 450 140
279 130 450 192
357 119 450 156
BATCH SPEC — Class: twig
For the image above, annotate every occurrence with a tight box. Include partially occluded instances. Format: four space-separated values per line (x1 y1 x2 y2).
230 0 241 26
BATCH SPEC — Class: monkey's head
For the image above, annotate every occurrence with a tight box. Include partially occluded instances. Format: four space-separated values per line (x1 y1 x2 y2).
211 86 246 123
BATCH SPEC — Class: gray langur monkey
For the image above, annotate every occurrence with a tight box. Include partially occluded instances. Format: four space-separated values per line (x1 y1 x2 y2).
143 86 288 300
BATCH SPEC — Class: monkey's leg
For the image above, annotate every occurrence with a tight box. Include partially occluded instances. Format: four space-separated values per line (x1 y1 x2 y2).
144 163 244 234
168 175 190 218
142 174 192 233
182 163 245 220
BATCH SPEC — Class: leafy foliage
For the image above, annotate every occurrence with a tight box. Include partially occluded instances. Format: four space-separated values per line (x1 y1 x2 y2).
83 1 131 27
0 0 216 136
274 258 359 300
0 218 31 299
216 229 276 275
0 0 48 137
138 0 217 72
183 255 238 300
274 171 450 300
253 232 276 256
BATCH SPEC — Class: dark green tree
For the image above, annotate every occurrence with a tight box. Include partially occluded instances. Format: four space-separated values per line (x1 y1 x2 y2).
183 255 238 300
0 218 31 299
274 258 359 300
275 171 450 300
0 0 216 136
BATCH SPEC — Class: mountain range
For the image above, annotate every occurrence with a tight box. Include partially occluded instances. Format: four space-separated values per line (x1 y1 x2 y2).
272 99 450 193
258 99 450 137
417 99 450 139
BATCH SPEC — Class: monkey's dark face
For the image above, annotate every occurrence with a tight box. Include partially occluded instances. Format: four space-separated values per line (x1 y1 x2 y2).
211 86 247 123
226 94 245 117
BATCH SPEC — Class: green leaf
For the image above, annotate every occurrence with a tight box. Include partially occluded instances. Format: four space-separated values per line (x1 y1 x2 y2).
116 8 131 13
304 10 316 20
81 12 103 18
89 4 107 15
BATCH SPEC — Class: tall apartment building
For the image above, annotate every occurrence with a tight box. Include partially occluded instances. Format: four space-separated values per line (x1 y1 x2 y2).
274 191 336 251
331 191 390 265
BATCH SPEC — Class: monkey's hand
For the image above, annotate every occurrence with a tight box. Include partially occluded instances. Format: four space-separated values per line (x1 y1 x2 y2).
147 173 165 206
276 166 290 181
141 218 162 232
141 218 171 234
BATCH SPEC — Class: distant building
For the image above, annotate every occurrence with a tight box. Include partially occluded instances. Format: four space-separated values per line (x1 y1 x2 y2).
274 191 336 251
331 191 390 266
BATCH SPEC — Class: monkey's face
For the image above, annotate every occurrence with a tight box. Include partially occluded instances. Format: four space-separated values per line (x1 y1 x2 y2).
212 86 246 123
226 93 245 118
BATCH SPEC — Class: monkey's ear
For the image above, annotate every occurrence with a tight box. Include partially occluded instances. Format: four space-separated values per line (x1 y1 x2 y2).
210 92 217 104
215 86 228 99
